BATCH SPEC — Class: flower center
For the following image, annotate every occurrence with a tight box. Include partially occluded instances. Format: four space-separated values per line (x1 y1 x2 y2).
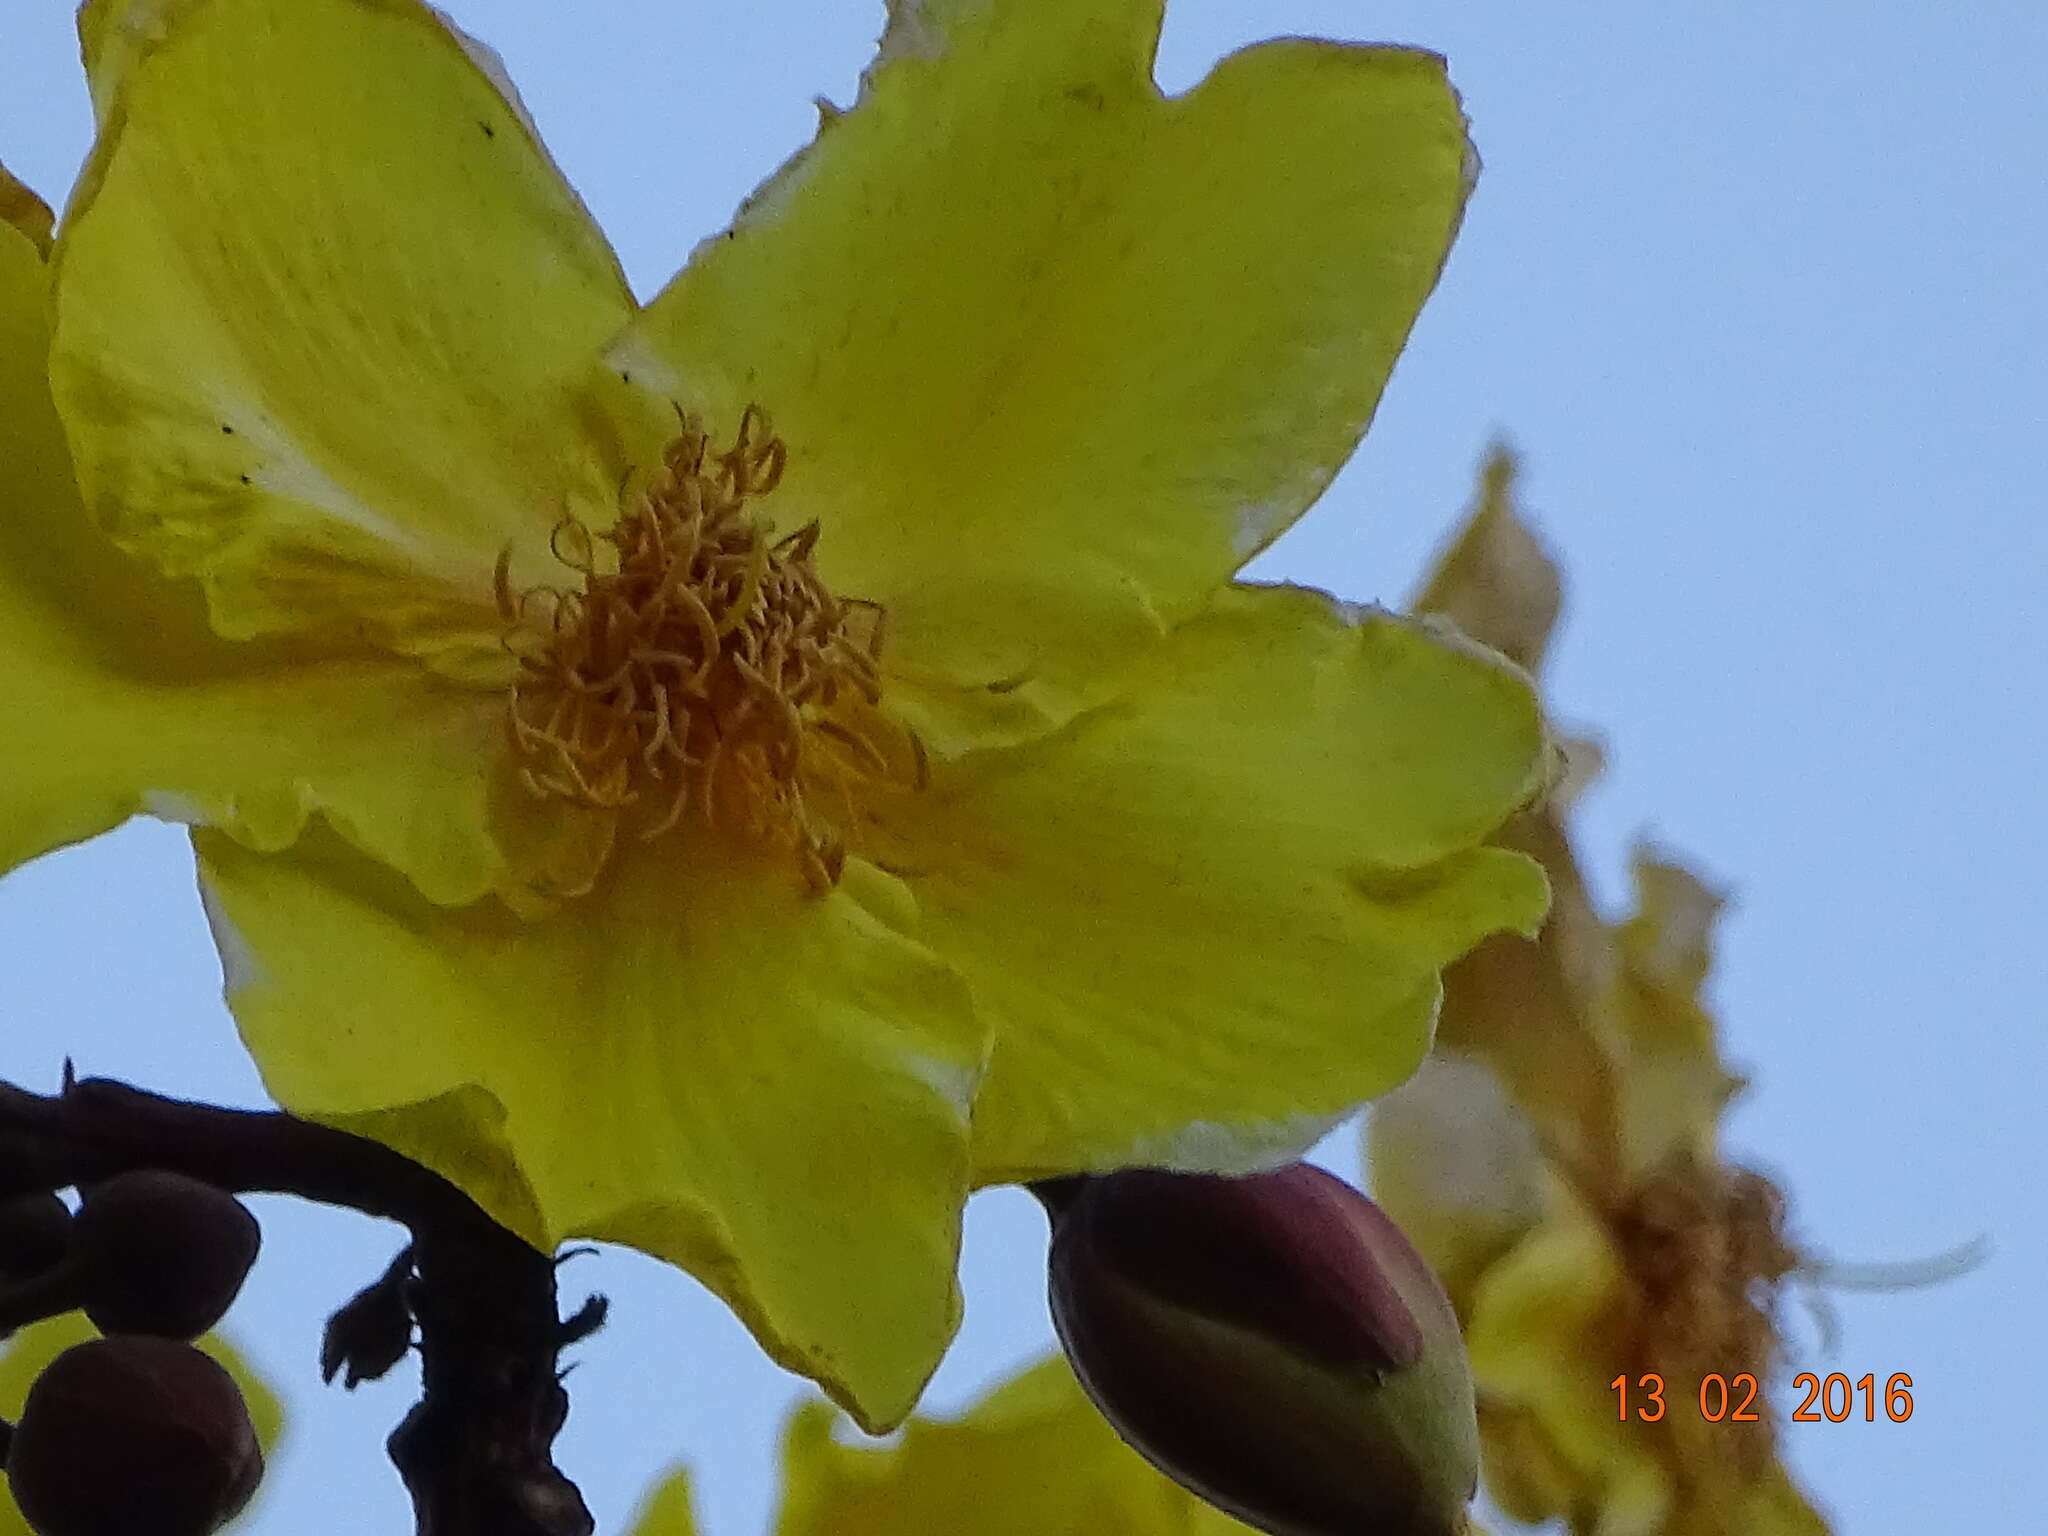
497 408 918 891
1609 1153 1800 1432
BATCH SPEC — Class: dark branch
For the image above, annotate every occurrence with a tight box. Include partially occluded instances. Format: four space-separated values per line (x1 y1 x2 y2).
0 1075 595 1536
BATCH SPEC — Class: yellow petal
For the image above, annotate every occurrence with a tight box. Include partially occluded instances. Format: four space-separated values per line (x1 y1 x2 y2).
1665 1460 1832 1536
1366 1051 1548 1308
1616 847 1726 1011
1462 1179 1670 1536
1404 451 1630 1184
622 0 1473 751
0 215 553 903
1609 848 1747 1177
1427 801 1627 1184
875 583 1547 1182
622 1465 700 1536
0 161 53 254
1410 445 1562 674
1472 1401 1584 1529
774 1356 1207 1536
193 828 984 1432
53 0 635 672
0 1312 284 1535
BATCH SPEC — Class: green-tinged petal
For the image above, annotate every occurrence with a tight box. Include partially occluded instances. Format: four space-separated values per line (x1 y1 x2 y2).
0 1312 283 1534
874 583 1547 1182
0 162 53 255
1 217 565 903
194 829 984 1431
624 0 1473 751
775 1355 1229 1536
1416 803 1625 1191
53 0 635 671
1410 446 1561 674
1608 849 1747 1177
1367 1052 1547 1309
1463 1179 1669 1536
1666 1461 1831 1536
1406 455 1626 1183
1473 1401 1585 1530
622 1465 700 1536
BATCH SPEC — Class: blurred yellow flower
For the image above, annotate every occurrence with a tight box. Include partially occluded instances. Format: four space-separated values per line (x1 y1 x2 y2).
626 1354 1515 1536
769 1355 1248 1536
1367 450 1829 1535
5 0 1547 1428
620 1463 700 1536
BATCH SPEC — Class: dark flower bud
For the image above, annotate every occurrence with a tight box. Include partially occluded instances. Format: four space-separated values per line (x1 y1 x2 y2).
1040 1164 1478 1536
5 1335 263 1536
0 1193 72 1282
73 1172 261 1341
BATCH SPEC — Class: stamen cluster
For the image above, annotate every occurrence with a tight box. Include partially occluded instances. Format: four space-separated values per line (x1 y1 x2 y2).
499 409 911 890
1610 1153 1800 1439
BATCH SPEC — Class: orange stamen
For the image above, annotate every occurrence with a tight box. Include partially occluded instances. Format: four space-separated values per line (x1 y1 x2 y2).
500 408 918 890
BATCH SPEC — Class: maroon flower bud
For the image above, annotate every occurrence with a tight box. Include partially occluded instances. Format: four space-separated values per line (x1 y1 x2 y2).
73 1172 260 1341
5 1335 263 1536
1041 1164 1478 1536
0 1174 260 1345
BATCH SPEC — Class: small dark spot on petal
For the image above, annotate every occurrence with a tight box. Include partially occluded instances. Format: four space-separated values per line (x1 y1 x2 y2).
220 423 234 434
238 474 251 485
619 370 632 383
478 120 496 139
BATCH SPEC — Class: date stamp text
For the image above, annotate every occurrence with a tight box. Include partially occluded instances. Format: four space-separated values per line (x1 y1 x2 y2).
1609 1372 1915 1423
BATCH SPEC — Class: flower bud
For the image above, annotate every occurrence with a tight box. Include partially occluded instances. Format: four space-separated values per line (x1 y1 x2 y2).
1040 1164 1477 1536
0 1193 72 1282
5 1335 263 1536
73 1172 260 1341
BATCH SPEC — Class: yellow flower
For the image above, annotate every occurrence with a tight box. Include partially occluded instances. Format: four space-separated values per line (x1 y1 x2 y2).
0 1311 285 1536
1368 451 1829 1535
628 1354 1512 1536
768 1355 1248 1536
5 0 1548 1428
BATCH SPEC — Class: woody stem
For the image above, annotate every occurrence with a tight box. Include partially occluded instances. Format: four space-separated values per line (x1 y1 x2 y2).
0 1073 593 1536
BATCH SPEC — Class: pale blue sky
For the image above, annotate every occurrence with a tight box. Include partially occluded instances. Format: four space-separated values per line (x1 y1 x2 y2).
1 2 2041 1533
